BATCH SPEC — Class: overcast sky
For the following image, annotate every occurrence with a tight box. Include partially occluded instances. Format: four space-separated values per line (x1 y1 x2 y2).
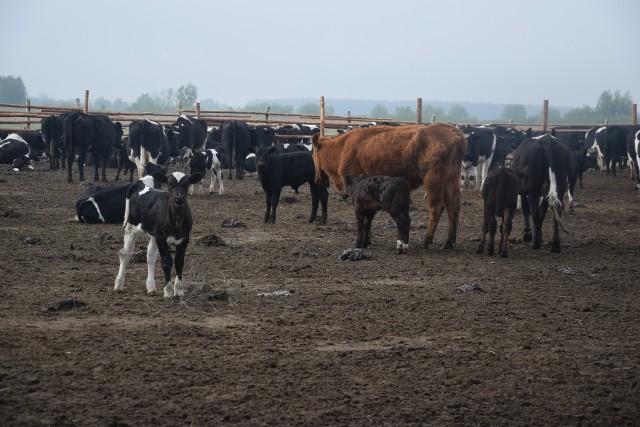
2 0 638 108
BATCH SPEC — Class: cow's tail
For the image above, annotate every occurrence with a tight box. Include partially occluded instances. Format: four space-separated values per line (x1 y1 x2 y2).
547 151 571 235
495 168 507 215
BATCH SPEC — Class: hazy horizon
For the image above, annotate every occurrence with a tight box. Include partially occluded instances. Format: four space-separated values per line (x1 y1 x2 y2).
2 0 638 108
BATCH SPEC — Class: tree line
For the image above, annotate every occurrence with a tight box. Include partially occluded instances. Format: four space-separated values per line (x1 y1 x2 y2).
0 74 634 125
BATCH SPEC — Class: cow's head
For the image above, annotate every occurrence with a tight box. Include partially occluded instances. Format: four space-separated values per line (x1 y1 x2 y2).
342 174 364 199
152 171 202 207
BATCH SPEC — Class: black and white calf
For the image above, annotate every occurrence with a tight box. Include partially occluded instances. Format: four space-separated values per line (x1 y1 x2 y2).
114 171 202 298
188 149 224 195
343 174 412 255
459 125 496 190
251 145 328 224
0 134 38 170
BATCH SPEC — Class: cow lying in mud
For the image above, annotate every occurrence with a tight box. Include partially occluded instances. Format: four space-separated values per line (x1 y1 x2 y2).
343 174 411 254
312 123 466 249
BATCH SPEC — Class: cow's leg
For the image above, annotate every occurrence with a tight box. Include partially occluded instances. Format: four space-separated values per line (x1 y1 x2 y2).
66 151 75 183
156 240 174 298
145 238 159 294
362 210 376 248
521 195 532 243
114 223 139 292
77 148 88 183
500 210 514 258
355 212 366 248
263 191 272 223
532 198 548 250
441 179 461 250
209 170 216 194
268 188 282 224
216 168 225 195
318 184 328 225
393 209 410 254
477 214 488 255
235 150 244 180
487 215 497 256
308 183 321 223
173 243 187 297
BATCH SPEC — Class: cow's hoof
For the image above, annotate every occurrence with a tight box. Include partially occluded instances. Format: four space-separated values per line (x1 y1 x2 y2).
551 243 561 253
523 232 532 243
500 252 508 258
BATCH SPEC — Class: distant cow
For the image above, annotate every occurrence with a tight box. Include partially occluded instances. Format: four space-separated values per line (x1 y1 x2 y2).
586 125 628 175
221 120 252 180
251 145 328 225
511 132 572 253
250 125 276 148
41 114 66 169
64 112 117 183
188 149 224 195
75 175 159 224
114 171 202 298
477 167 519 258
114 136 137 182
459 125 496 190
128 119 170 178
343 175 411 255
626 125 640 188
171 115 207 168
312 123 466 249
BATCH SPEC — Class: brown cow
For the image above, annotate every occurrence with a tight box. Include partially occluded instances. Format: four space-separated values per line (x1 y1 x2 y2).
343 174 411 254
477 166 520 258
312 123 467 249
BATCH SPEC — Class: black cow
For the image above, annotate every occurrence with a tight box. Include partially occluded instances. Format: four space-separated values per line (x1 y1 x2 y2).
0 130 8 140
274 124 318 144
128 119 170 178
343 174 411 255
250 145 328 224
477 167 520 258
114 171 202 298
64 113 117 183
0 134 38 169
250 125 276 148
626 125 640 188
221 120 252 180
171 115 207 168
114 136 137 182
76 175 159 224
459 125 497 190
41 114 65 169
511 132 572 253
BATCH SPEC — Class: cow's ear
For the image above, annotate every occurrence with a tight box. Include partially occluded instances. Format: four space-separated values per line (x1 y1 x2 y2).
152 171 168 184
526 128 533 138
188 172 203 185
551 129 557 137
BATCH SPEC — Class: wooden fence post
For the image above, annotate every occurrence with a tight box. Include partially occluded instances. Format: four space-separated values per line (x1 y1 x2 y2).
431 115 436 124
84 90 89 114
542 99 549 133
195 102 201 119
347 110 351 124
75 98 80 109
177 102 182 115
633 104 638 126
265 106 270 124
25 100 31 129
320 96 325 137
416 98 422 124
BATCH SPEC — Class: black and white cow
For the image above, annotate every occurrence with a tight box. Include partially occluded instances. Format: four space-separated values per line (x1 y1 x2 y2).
114 171 202 298
511 132 572 253
64 112 117 183
250 145 328 224
343 174 412 254
221 120 252 180
171 115 207 168
0 133 38 170
626 125 640 189
76 175 158 224
41 114 66 170
459 125 496 190
15 130 46 157
128 119 170 178
188 149 224 195
586 125 629 176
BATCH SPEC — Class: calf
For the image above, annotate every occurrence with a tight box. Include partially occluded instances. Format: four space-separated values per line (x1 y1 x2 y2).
459 125 496 190
114 136 137 182
343 174 411 255
188 149 224 195
477 167 519 258
76 175 158 224
251 145 328 224
114 171 202 298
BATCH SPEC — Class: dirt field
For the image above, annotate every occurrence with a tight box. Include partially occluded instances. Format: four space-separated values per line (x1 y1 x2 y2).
1 160 639 426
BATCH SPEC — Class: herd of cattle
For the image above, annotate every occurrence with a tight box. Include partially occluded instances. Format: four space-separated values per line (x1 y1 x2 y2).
1 113 639 296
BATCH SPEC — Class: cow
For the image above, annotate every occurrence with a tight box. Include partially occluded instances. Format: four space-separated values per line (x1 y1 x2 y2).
188 149 224 195
343 174 411 255
75 175 159 224
63 112 117 183
0 134 39 169
250 125 276 148
250 145 328 225
14 130 47 158
312 123 466 249
459 125 496 190
511 132 572 253
626 125 640 189
171 115 207 169
114 171 202 298
114 136 137 182
477 166 520 258
221 120 252 180
586 125 628 176
41 114 66 169
0 130 8 140
127 119 170 178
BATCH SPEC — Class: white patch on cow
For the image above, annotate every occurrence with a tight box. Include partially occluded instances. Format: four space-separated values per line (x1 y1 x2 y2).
138 186 151 196
87 197 105 223
114 223 144 292
179 114 192 123
547 167 562 211
166 236 185 246
139 175 155 188
635 131 640 187
146 238 158 294
172 171 186 182
173 277 184 297
5 133 27 144
145 118 160 126
303 143 312 151
516 195 522 211
12 167 19 172
246 153 255 159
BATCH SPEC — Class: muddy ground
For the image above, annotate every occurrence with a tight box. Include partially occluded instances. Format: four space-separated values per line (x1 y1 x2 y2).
0 161 639 426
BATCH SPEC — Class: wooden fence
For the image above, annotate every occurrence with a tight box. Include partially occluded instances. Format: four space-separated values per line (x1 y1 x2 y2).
1 90 637 136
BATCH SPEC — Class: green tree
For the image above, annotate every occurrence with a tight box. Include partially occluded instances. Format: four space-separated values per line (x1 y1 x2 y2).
421 105 445 123
370 104 390 118
0 75 27 104
244 102 293 114
500 104 527 123
297 103 334 115
393 106 415 121
447 104 469 121
176 83 198 108
595 90 632 118
562 105 595 124
131 93 162 112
